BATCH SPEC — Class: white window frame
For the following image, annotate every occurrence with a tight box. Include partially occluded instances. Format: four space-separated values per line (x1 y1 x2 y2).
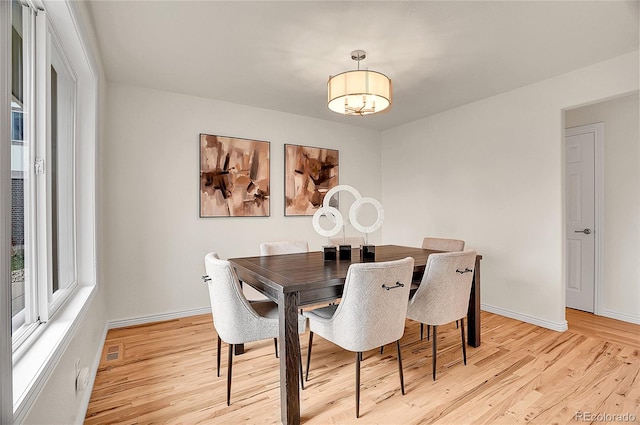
9 1 39 349
3 0 99 422
34 9 78 322
8 0 82 348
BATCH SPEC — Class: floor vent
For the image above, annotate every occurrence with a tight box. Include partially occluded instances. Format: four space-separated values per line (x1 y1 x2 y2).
105 344 121 362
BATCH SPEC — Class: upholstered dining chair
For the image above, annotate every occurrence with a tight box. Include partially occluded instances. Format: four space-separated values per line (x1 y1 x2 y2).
406 250 477 380
417 237 466 339
303 257 414 418
329 236 366 248
421 237 465 252
260 240 309 256
203 252 307 405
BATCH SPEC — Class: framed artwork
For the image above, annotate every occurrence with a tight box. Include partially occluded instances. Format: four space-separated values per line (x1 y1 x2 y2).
284 144 339 216
200 134 270 217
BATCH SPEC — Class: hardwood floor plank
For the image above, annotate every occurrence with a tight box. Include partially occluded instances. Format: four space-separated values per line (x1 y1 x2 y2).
85 310 640 424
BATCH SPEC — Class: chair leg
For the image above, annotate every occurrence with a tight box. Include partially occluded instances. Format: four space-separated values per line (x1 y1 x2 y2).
420 323 424 340
299 344 305 390
274 337 278 358
217 336 221 377
396 340 405 395
305 332 314 381
355 351 361 418
432 325 437 381
227 343 234 406
380 345 384 354
427 324 431 341
456 320 459 329
460 318 467 365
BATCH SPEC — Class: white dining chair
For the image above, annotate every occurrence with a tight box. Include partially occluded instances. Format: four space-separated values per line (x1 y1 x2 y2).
303 257 414 418
406 250 476 380
259 240 309 256
417 237 466 339
203 252 307 405
421 237 465 252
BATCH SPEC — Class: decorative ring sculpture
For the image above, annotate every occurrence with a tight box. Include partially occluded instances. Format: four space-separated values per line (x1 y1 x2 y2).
312 185 383 238
323 185 362 208
349 197 384 234
312 206 343 237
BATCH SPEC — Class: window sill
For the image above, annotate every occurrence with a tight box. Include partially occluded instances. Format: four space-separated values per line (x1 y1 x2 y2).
12 285 96 423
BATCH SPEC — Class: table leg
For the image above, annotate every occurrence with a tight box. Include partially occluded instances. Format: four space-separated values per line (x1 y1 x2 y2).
278 291 301 425
467 255 482 347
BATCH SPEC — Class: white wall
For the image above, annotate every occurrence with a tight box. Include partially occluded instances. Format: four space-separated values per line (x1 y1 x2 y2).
380 52 638 330
565 93 640 323
102 84 381 322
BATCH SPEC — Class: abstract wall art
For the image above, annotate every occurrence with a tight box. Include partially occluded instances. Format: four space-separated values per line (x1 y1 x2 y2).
285 144 339 216
200 134 270 217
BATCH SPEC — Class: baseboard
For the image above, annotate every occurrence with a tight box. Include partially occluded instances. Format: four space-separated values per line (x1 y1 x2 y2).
481 303 568 332
107 307 212 329
599 309 640 325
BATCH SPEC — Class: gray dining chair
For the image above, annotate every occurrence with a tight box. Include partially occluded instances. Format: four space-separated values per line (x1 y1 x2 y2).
202 252 279 376
203 252 307 405
417 237 466 339
260 240 309 256
421 237 465 252
303 257 414 418
329 236 365 248
406 250 477 380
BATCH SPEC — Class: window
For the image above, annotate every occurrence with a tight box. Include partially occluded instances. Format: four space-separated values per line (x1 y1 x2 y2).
5 0 98 420
10 0 79 347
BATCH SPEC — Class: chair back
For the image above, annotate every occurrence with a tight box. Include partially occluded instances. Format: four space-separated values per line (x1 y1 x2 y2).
422 237 465 252
408 251 476 325
204 252 269 344
260 240 309 256
329 236 366 248
328 257 414 352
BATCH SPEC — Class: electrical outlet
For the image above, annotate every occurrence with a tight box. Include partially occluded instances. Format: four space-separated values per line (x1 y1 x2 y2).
76 367 90 391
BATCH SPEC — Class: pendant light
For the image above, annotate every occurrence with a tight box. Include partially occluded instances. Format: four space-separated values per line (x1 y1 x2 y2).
327 50 392 116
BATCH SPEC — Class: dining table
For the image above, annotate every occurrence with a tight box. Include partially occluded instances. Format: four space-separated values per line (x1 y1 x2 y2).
229 244 482 425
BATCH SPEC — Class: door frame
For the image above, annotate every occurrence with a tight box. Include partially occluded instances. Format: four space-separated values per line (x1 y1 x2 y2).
565 122 605 315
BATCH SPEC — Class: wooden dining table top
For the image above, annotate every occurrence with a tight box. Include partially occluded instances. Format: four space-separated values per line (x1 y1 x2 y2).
229 244 462 293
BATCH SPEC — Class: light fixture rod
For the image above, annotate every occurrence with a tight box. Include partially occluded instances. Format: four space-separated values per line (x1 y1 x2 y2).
351 50 366 70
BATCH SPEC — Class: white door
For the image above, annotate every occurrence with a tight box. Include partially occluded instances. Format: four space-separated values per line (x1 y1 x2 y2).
565 124 600 312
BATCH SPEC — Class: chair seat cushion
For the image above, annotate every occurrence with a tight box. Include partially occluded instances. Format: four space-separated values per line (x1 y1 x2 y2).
251 300 307 334
251 300 279 319
303 304 338 321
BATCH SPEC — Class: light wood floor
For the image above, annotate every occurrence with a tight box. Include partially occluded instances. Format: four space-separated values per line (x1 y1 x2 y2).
85 309 640 424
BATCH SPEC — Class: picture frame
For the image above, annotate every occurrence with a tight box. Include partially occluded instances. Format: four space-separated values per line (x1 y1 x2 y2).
199 134 270 217
284 144 339 216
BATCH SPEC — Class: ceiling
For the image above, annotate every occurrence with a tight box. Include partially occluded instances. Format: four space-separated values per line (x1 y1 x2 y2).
86 1 639 131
